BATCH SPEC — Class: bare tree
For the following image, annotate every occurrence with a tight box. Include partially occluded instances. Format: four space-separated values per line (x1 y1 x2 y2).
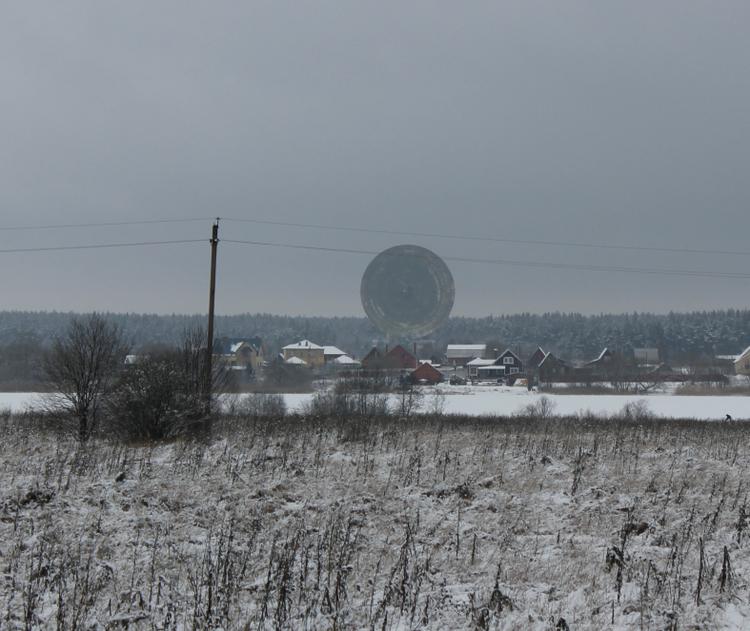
43 314 128 441
395 379 423 419
176 326 213 413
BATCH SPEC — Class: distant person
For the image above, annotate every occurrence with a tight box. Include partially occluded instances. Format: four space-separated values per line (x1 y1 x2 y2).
726 414 733 421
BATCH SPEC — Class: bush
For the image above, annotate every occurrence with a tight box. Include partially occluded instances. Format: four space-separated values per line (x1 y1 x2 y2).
263 363 313 392
520 396 557 420
303 389 390 418
619 399 653 421
105 357 203 441
229 393 287 419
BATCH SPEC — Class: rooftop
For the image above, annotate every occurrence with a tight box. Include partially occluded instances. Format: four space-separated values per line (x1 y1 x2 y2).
333 355 360 365
283 339 323 350
467 358 495 366
446 344 486 358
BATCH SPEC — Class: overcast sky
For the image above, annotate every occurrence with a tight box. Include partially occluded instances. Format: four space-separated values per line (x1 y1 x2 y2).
2 2 749 317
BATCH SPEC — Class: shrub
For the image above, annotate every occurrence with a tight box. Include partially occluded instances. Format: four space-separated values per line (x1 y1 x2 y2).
230 393 287 419
303 389 389 418
521 395 557 420
105 356 201 441
619 399 653 421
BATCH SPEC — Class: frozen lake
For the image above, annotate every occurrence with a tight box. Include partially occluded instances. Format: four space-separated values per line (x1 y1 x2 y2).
2 387 749 420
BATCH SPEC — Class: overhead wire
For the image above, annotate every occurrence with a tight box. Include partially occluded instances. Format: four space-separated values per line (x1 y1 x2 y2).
0 239 206 254
221 216 750 258
221 238 750 280
1 214 747 257
0 217 747 280
0 217 213 232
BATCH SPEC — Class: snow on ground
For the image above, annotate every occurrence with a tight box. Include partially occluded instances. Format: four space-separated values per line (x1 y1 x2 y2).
5 386 748 419
2 414 750 629
424 385 750 420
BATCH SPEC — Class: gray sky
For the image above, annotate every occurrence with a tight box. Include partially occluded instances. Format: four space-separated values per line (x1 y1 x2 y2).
2 2 749 317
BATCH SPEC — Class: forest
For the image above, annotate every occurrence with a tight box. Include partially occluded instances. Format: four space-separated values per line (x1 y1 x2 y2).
0 308 748 380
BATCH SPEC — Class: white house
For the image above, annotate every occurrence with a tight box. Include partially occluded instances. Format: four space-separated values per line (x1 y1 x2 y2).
284 356 308 366
331 354 361 368
282 340 325 367
322 345 347 363
466 357 495 378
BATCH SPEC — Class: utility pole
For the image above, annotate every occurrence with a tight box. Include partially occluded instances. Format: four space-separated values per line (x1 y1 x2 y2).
205 218 219 413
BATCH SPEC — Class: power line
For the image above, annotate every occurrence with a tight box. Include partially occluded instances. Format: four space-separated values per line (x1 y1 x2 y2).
221 216 750 258
0 239 206 254
3 213 747 258
222 238 750 280
0 217 212 232
1 230 747 281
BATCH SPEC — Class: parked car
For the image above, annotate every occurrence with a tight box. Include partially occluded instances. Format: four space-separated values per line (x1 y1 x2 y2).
449 375 467 385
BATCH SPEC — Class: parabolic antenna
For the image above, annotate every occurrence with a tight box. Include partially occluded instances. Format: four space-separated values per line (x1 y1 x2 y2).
360 244 454 338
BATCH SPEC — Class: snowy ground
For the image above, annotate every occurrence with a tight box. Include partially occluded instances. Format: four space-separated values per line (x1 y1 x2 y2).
3 386 749 420
2 414 750 629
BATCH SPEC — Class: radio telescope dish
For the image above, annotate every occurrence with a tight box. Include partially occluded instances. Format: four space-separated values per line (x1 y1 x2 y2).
360 244 454 338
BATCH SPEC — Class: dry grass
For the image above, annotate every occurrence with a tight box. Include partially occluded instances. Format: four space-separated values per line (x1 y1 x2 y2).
2 412 750 629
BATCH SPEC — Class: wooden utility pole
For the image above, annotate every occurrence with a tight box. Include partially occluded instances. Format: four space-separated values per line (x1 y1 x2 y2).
205 219 219 413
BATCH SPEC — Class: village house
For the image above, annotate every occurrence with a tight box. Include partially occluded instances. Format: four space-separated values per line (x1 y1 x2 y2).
736 346 750 376
361 345 418 370
215 337 264 372
284 356 309 367
466 357 495 379
384 345 418 370
634 348 660 365
282 340 325 368
322 345 347 363
526 346 546 369
329 354 361 369
585 347 616 378
537 352 571 383
411 362 444 384
360 347 383 368
474 349 523 381
445 344 486 366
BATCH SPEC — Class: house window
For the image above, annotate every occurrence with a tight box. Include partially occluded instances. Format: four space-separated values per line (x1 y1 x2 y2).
509 367 519 374
503 356 514 365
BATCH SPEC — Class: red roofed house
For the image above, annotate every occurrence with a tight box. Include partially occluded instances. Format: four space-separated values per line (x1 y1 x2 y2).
361 347 383 369
361 345 418 371
411 362 444 384
385 345 418 370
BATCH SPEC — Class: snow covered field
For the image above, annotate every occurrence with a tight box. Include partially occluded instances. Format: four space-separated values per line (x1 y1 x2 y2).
3 386 749 419
2 414 749 628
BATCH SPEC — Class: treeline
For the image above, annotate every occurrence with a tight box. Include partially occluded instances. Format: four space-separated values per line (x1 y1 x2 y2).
442 310 750 361
0 308 749 373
